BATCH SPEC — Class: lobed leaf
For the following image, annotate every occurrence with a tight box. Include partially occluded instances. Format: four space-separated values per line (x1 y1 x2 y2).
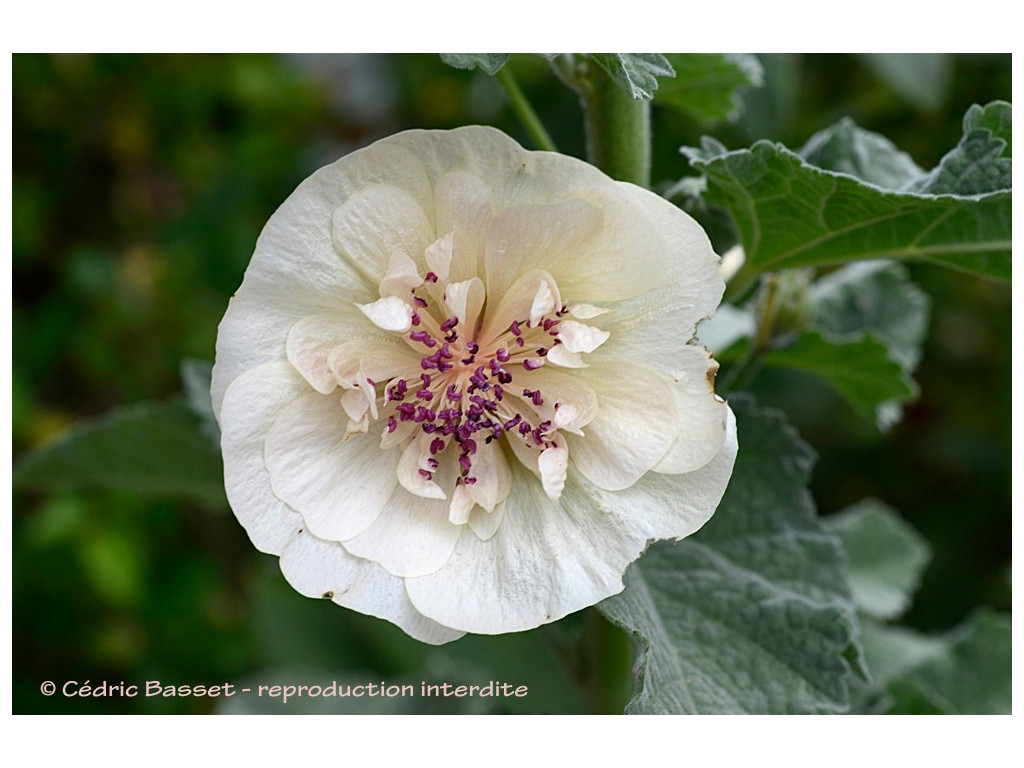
599 397 860 714
657 53 763 125
589 54 675 100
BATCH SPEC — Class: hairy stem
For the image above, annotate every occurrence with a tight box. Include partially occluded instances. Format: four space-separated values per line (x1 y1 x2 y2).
496 66 558 153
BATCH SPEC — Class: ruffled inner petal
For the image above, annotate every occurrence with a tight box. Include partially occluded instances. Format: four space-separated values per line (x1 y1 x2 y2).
265 393 398 541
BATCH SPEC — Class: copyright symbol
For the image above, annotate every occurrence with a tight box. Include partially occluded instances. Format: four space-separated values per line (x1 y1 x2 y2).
40 681 56 696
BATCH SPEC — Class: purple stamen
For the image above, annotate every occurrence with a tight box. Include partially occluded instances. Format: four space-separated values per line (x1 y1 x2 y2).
523 358 542 371
425 272 438 283
414 296 428 308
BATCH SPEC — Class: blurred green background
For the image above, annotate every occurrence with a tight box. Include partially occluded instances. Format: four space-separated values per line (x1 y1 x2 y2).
12 53 1011 714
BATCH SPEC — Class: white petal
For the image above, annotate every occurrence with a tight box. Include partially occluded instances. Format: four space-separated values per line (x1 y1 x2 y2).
529 278 558 327
356 295 412 332
467 502 505 541
219 362 309 554
556 320 610 354
432 171 492 283
340 388 369 422
443 277 485 331
448 484 475 525
538 444 569 500
545 344 587 368
478 270 559 348
653 346 729 474
265 393 397 541
326 338 418 388
343 485 463 577
396 433 447 500
424 232 455 282
278 529 463 645
285 309 377 395
406 470 645 634
565 363 676 491
465 441 511 513
379 250 422 299
587 405 738 542
569 303 613 320
514 368 598 435
332 185 433 286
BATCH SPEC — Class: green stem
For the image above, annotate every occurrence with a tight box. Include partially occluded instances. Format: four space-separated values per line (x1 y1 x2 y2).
496 67 558 153
572 56 652 714
579 60 650 187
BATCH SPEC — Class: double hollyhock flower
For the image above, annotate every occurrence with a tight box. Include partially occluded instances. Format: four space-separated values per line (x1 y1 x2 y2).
212 126 737 644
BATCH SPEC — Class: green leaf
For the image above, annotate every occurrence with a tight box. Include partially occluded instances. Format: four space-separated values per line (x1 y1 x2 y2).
684 103 1012 283
885 611 1011 714
13 399 227 508
599 397 860 714
826 499 931 620
764 331 917 424
857 53 952 112
965 100 1011 157
812 261 931 372
656 53 763 125
439 53 510 76
589 54 675 100
800 117 924 190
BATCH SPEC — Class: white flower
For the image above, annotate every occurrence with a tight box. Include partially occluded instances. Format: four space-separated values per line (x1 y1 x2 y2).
212 126 737 644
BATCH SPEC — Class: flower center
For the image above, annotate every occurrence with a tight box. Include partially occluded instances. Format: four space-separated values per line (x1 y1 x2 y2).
380 272 572 488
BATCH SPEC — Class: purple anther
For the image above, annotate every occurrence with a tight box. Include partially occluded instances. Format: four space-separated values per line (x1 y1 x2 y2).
537 347 548 356
414 296 428 308
418 469 433 480
445 332 458 343
515 337 525 347
411 313 421 326
440 316 459 332
416 388 432 401
498 371 512 384
420 358 437 370
459 454 473 472
428 457 439 470
465 477 477 485
397 403 415 420
461 355 476 365
440 343 453 359
387 416 397 433
425 272 438 283
504 414 522 430
446 385 462 402
467 342 479 354
437 361 452 373
531 428 544 446
430 438 444 455
523 358 542 371
543 318 558 332
496 348 510 363
518 421 531 436
531 390 543 406
493 384 504 400
462 438 477 455
410 330 436 347
510 320 522 337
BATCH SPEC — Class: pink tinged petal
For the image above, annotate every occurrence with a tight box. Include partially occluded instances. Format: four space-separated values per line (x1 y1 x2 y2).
565 363 677 491
653 348 728 474
356 295 413 332
342 486 463 578
378 250 423 299
278 529 463 645
424 232 455 283
538 444 569 500
405 476 645 634
465 441 511 513
479 270 560 348
264 393 397 541
397 433 447 500
331 185 433 286
219 362 309 554
557 320 610 354
443 277 485 332
588 406 738 543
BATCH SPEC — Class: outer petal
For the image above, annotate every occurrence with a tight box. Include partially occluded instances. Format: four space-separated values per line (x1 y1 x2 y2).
405 469 646 634
219 362 309 554
278 528 463 645
565 363 677 491
587 406 738 542
264 393 398 541
342 485 463 578
653 345 729 474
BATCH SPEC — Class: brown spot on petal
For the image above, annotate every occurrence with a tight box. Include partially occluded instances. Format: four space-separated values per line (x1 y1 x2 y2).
322 591 334 600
